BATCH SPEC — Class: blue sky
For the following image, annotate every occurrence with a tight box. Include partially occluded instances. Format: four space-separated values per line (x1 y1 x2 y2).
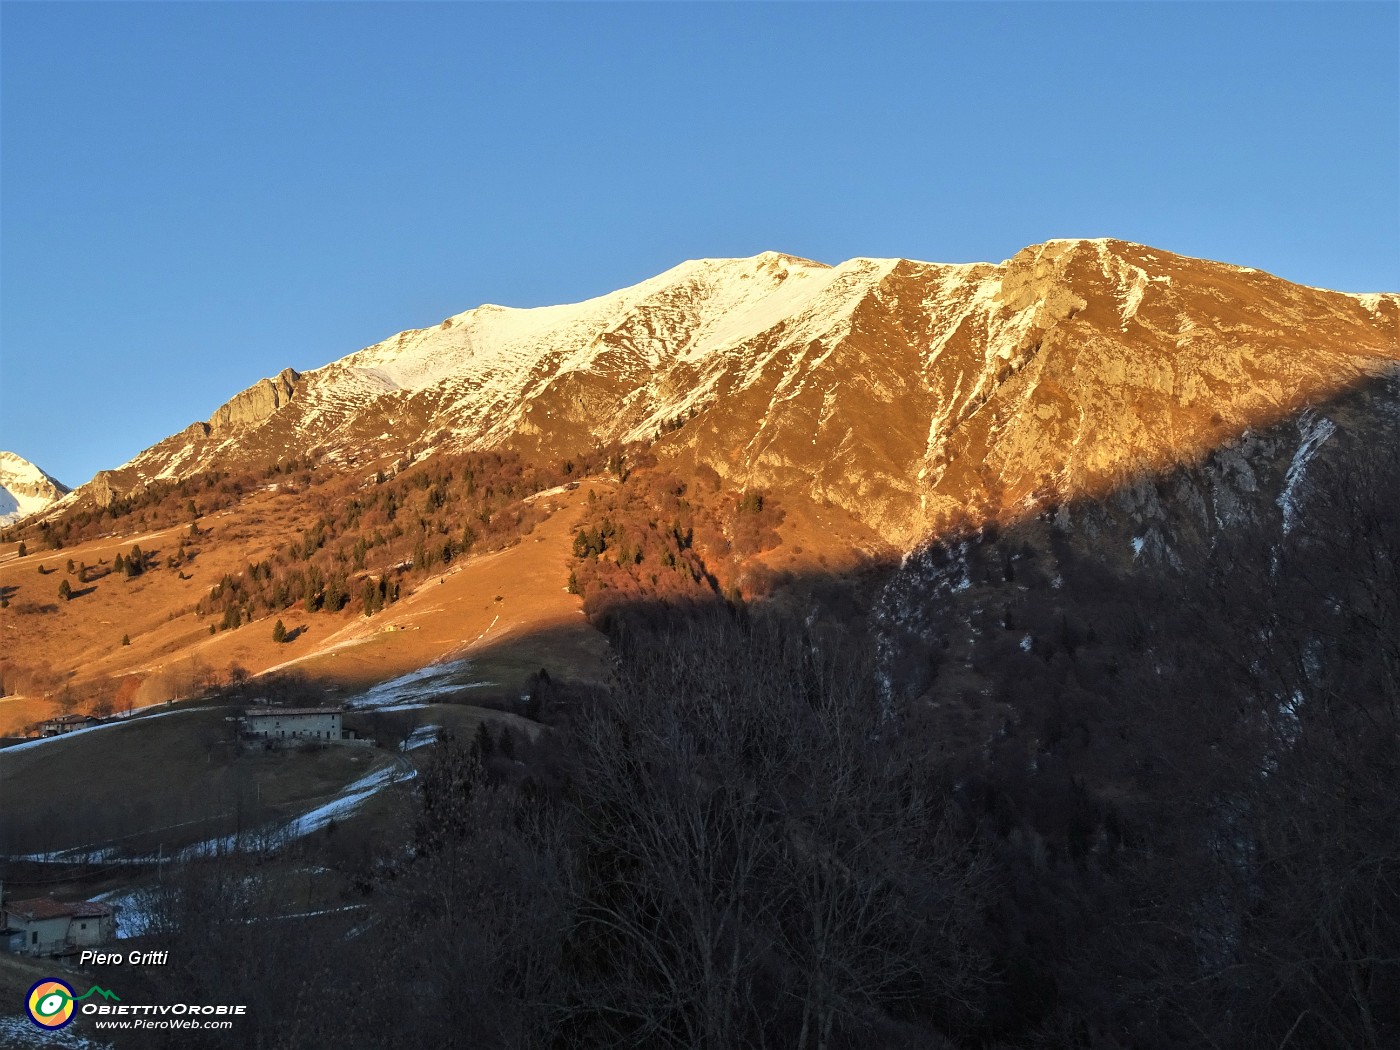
2 2 1396 487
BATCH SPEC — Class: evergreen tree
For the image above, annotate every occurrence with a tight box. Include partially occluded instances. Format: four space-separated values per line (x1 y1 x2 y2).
16 541 26 557
272 619 287 643
473 721 494 759
121 633 130 646
324 572 349 612
58 579 72 601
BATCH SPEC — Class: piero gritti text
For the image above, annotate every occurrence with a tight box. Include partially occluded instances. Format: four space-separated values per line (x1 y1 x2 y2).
80 949 170 966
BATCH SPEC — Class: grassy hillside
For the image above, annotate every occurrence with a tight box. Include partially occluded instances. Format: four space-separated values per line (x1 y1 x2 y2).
0 704 387 858
0 464 613 736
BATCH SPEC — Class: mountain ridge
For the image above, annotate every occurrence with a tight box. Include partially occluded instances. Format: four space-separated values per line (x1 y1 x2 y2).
50 239 1399 548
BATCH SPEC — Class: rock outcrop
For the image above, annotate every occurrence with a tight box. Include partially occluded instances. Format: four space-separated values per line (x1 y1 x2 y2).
208 367 300 431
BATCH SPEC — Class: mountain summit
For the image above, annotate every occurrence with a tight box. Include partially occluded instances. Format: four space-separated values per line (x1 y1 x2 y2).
73 240 1398 546
0 451 69 526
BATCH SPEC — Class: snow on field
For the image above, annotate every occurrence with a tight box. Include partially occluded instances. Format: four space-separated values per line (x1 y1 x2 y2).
0 707 209 755
282 763 417 839
0 1016 115 1049
11 847 120 864
522 483 571 503
15 760 420 865
89 889 365 938
400 724 440 751
244 903 368 924
166 762 417 857
156 762 417 857
345 658 480 709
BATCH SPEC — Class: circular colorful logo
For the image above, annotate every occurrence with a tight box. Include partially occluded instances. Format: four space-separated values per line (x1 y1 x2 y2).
27 979 76 1029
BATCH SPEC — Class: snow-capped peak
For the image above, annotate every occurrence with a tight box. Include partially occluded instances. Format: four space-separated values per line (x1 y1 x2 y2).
0 451 69 526
66 241 1399 549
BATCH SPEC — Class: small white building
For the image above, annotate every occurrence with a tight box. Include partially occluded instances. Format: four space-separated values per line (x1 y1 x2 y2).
2 897 117 956
243 706 345 742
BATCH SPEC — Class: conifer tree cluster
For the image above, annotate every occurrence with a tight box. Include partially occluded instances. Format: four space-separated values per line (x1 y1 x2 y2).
194 447 609 630
566 464 785 623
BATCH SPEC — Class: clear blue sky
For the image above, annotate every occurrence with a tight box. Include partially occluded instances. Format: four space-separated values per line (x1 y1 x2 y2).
2 2 1396 488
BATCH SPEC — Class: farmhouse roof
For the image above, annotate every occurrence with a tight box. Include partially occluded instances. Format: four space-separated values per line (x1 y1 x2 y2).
5 897 114 921
243 706 344 718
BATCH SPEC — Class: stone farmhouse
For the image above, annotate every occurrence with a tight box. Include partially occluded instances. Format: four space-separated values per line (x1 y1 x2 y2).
243 706 348 743
35 713 102 737
1 896 117 956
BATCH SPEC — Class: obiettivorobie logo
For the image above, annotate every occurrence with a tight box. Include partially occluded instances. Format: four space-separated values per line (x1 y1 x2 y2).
24 978 247 1032
26 979 120 1030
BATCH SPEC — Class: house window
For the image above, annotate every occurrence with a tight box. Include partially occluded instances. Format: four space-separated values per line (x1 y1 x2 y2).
81 922 87 930
31 931 38 945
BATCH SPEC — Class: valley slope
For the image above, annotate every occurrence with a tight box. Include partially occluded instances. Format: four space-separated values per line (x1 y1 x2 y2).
3 239 1396 728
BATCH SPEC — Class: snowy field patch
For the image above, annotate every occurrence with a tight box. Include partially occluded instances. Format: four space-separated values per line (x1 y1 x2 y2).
0 707 209 755
0 1016 114 1049
282 764 417 839
399 724 440 752
345 659 479 710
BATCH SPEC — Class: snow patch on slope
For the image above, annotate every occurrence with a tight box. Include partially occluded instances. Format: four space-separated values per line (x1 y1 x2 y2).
345 658 482 709
1277 411 1336 535
1095 240 1152 327
283 764 416 838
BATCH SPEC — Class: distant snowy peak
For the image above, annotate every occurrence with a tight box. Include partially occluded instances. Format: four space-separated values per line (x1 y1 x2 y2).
0 451 69 526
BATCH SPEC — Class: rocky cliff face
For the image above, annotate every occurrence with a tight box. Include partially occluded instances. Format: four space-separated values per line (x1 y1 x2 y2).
208 367 300 431
67 240 1398 548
